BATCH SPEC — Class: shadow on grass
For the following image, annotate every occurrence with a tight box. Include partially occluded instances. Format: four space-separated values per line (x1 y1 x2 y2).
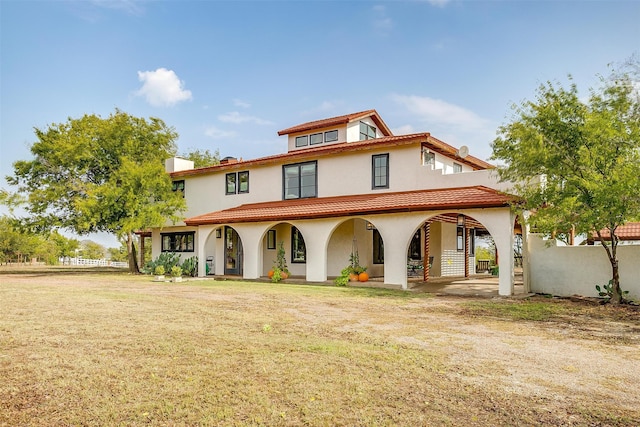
0 266 132 277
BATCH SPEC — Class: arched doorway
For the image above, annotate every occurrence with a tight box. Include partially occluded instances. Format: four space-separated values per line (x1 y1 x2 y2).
224 226 243 276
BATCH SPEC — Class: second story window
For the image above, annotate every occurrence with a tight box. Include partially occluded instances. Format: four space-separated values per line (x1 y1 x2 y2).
422 151 435 168
453 163 463 173
359 122 376 140
283 161 317 200
172 180 185 197
372 154 389 189
226 171 249 195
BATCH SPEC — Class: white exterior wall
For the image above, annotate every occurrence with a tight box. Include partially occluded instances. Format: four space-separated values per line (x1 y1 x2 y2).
173 143 507 224
528 235 640 300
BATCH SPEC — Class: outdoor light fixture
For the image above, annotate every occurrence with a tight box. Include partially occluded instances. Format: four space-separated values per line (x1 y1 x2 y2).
366 222 375 230
216 229 222 238
457 214 465 226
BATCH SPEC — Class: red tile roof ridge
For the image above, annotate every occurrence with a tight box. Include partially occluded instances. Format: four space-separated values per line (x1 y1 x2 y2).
184 185 513 226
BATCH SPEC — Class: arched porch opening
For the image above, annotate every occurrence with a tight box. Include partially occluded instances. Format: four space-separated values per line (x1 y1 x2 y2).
326 217 383 279
406 213 499 282
260 222 307 279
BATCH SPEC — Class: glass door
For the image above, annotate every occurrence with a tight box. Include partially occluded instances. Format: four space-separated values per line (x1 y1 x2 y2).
224 226 243 275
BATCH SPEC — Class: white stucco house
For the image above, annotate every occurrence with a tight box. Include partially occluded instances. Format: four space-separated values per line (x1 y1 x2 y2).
150 110 520 295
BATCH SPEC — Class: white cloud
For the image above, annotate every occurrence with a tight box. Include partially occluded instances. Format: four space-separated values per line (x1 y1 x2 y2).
372 5 393 34
218 111 273 125
391 93 496 161
391 124 416 135
204 126 236 139
135 68 192 107
391 93 488 131
91 0 144 15
233 99 251 108
425 0 451 7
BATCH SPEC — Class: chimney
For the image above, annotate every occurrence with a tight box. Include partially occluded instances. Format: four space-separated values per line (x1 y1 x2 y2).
220 156 238 165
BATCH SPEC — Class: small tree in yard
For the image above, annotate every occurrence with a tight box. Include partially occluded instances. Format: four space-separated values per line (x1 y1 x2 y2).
491 63 640 304
6 109 186 273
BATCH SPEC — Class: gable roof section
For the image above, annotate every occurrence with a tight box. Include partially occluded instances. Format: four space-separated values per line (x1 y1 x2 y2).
171 132 493 178
184 186 512 226
277 109 393 137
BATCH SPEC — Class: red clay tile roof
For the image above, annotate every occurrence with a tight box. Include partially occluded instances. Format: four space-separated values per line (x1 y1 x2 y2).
184 186 512 226
277 109 393 137
171 132 493 178
592 223 640 241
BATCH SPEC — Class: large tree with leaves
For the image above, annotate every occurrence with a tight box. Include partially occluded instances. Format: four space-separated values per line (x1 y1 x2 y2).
492 67 640 304
6 110 186 272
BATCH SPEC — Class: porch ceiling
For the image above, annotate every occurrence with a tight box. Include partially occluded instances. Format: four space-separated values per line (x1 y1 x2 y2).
184 186 514 226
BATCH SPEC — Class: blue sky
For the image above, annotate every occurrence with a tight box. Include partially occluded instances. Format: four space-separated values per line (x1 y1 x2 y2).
1 0 639 248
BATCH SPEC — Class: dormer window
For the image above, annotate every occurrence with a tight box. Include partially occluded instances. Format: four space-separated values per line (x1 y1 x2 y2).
324 130 338 142
359 122 376 140
310 133 323 145
295 135 308 147
294 130 340 148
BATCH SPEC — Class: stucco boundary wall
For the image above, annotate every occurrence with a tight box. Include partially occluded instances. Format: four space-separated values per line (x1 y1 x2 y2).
527 234 640 300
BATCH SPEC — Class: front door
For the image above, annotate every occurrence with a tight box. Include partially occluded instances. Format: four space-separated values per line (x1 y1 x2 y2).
224 226 243 275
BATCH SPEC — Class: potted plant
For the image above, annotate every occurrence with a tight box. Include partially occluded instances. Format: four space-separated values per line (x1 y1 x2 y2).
348 250 368 282
271 241 289 283
154 265 165 282
171 265 183 282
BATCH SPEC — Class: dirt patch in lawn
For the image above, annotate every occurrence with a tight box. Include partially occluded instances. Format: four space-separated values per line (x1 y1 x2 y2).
1 268 639 426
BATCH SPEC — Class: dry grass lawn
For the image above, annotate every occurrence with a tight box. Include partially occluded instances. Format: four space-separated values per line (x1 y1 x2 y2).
1 267 639 426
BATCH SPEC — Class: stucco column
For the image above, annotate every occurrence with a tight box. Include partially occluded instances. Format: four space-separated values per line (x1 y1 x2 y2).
293 220 337 283
495 213 515 296
423 221 431 282
233 224 267 280
197 225 215 277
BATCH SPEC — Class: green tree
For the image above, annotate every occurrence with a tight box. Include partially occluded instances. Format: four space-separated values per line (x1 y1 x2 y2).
491 69 640 304
81 240 106 260
50 231 80 264
6 109 186 273
181 148 220 168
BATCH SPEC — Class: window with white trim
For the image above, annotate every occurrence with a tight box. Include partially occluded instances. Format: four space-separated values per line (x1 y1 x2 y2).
453 163 463 173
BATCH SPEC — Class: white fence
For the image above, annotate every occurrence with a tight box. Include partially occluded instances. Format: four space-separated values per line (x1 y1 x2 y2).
69 258 128 268
527 235 640 300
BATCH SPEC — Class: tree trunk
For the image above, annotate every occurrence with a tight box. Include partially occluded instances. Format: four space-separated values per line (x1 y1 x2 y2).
596 228 623 304
127 231 140 274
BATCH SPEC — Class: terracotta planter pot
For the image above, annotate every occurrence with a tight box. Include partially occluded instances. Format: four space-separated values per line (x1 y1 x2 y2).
349 273 359 282
280 271 289 280
358 272 369 282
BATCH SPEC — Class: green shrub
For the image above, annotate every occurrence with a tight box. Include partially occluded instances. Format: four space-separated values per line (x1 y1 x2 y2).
170 266 183 277
181 256 198 277
144 252 181 275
